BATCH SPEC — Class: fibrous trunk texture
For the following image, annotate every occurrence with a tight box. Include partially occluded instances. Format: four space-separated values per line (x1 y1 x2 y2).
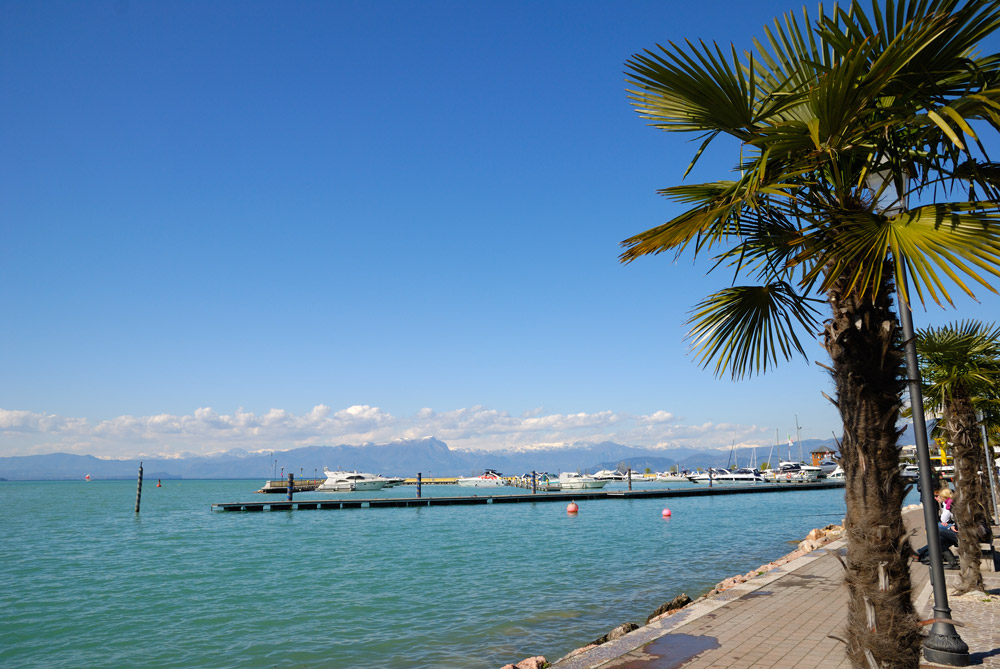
823 269 921 668
945 393 989 594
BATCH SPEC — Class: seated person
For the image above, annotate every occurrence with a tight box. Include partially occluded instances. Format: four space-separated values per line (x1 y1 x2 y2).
915 488 959 569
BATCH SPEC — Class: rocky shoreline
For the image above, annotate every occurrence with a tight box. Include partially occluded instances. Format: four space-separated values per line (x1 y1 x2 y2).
499 523 846 669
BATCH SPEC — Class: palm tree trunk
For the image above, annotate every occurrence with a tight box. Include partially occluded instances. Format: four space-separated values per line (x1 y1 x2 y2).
945 394 988 594
823 269 921 668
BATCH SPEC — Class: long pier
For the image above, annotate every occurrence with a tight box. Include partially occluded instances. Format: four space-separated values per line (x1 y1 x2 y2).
211 481 844 512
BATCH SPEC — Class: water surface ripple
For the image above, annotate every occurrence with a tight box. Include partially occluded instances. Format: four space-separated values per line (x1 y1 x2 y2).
0 479 892 667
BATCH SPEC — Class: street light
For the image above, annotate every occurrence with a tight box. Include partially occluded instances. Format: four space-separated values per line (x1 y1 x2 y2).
979 413 1000 523
866 168 968 665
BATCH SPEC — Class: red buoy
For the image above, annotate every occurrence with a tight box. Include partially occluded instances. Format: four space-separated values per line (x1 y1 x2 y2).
662 508 672 517
567 502 579 514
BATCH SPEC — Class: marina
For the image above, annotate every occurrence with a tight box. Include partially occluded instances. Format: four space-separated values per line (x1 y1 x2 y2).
255 475 462 492
214 480 845 511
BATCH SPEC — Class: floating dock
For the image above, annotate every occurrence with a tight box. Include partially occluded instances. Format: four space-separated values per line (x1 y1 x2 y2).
213 481 845 512
256 478 325 493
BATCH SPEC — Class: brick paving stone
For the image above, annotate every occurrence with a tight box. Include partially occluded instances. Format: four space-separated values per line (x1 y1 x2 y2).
552 507 999 669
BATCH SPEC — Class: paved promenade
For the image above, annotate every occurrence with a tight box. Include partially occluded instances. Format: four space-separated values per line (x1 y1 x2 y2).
553 508 999 668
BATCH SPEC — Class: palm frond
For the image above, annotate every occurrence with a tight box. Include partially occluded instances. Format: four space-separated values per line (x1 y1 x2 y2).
790 203 1000 305
685 282 822 379
889 204 1000 306
626 39 757 140
917 319 1000 410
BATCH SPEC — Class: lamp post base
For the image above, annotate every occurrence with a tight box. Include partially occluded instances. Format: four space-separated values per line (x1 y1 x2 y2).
923 632 970 666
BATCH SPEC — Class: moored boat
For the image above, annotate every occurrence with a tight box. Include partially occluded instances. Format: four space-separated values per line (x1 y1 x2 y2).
592 469 626 481
536 472 562 490
763 462 821 483
817 458 839 477
557 472 609 489
687 467 766 484
256 478 325 493
456 469 506 487
316 469 388 492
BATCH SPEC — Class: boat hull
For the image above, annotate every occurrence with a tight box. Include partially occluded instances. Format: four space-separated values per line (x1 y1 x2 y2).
557 478 608 490
688 476 764 484
316 470 388 492
456 478 504 487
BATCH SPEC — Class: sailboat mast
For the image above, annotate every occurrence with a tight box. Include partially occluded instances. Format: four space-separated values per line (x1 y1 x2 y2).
796 414 803 463
767 429 776 471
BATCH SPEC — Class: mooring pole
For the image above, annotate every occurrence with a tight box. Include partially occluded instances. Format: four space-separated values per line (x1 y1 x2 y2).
287 472 294 501
627 468 632 491
416 472 422 498
531 471 537 494
134 462 143 513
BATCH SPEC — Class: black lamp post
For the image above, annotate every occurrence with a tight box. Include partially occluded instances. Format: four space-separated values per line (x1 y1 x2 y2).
867 166 968 664
898 295 969 665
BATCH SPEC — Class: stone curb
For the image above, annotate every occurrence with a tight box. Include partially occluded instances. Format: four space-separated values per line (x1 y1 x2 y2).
552 537 849 669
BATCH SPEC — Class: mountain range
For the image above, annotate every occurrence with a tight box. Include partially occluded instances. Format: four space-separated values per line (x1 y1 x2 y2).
0 435 845 481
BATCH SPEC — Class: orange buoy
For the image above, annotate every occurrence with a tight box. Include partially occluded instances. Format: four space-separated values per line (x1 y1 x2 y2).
567 501 579 514
662 508 672 517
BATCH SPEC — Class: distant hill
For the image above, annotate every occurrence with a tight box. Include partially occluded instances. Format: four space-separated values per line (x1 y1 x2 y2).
0 434 852 481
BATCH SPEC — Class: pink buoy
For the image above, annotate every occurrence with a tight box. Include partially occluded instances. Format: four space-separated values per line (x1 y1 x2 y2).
662 508 672 517
567 502 579 514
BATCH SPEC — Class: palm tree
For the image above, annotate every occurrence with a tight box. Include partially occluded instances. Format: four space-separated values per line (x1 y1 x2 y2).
918 321 1000 593
621 1 1000 666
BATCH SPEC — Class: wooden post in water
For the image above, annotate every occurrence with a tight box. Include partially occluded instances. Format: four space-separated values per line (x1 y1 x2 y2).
416 472 422 498
627 468 632 490
531 471 537 494
287 473 294 501
134 462 143 513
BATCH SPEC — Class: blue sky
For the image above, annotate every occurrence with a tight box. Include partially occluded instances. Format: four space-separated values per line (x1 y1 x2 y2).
3 0 999 459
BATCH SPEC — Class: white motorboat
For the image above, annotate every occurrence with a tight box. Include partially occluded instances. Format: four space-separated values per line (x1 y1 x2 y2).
532 473 562 490
558 472 609 489
686 467 766 484
817 458 839 477
828 466 845 480
897 463 955 481
592 469 626 481
380 476 406 488
317 469 388 492
456 469 506 487
784 460 823 478
764 462 821 483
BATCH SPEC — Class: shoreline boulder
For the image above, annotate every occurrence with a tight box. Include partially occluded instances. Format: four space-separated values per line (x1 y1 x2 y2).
590 621 640 646
647 593 692 624
499 656 548 669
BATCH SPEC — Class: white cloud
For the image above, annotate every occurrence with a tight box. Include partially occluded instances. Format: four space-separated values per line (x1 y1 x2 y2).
0 405 775 458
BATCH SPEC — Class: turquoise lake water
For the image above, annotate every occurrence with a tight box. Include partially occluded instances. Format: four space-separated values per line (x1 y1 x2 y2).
0 479 918 668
